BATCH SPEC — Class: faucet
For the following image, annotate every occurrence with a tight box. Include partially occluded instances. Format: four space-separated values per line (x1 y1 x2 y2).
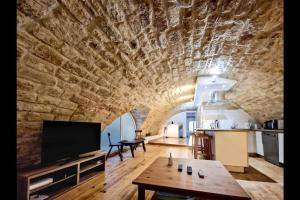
215 120 219 129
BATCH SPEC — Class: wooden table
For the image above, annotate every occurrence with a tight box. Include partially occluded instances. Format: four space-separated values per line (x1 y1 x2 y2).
120 139 146 158
132 157 251 200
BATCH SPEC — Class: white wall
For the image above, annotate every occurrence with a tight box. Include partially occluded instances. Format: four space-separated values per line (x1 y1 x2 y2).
201 109 255 129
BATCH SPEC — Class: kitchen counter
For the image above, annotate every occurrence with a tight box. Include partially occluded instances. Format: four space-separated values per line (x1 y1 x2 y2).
196 128 284 133
253 129 284 133
196 128 251 132
194 129 249 173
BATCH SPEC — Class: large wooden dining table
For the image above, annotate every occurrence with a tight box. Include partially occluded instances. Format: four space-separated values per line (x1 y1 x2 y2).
133 157 251 200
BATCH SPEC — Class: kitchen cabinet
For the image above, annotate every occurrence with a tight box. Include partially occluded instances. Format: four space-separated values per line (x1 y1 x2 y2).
278 133 284 163
255 131 264 156
213 130 248 172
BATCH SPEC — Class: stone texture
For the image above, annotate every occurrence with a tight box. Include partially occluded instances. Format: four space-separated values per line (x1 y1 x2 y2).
17 0 283 168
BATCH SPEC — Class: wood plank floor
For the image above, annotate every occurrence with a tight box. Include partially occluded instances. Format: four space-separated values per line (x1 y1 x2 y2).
56 145 283 200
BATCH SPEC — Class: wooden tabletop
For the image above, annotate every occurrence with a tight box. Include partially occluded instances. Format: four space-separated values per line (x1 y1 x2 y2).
120 139 145 144
133 157 250 200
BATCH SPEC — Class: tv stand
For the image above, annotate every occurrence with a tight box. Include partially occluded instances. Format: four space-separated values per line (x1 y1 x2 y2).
57 157 78 166
79 154 96 159
17 151 106 200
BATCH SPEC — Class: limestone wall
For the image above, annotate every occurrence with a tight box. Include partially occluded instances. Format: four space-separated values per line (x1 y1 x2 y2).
17 0 283 168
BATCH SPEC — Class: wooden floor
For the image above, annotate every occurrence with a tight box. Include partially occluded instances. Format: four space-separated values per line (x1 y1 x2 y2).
148 137 192 147
56 145 283 200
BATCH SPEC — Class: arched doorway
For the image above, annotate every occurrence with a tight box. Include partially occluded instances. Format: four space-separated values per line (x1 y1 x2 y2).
101 112 136 151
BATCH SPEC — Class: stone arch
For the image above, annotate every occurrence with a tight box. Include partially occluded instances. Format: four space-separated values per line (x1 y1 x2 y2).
17 0 283 168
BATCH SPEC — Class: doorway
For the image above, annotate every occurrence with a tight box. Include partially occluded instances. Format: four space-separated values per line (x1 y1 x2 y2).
186 112 196 139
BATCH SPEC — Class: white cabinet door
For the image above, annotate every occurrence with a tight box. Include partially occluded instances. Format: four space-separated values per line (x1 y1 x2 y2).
278 133 284 163
256 131 264 156
248 131 257 153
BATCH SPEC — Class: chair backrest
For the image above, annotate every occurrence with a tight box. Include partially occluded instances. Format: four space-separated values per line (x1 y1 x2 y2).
135 130 142 139
107 132 112 145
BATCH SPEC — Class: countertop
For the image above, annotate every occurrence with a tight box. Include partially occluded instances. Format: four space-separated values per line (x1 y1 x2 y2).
195 128 251 132
195 128 284 133
252 129 284 133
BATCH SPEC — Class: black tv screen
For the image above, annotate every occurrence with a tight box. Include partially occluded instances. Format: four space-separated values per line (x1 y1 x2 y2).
41 120 101 165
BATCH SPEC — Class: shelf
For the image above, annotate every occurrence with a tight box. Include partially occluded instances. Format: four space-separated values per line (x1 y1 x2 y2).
29 174 76 194
43 183 75 199
80 162 103 173
80 171 101 184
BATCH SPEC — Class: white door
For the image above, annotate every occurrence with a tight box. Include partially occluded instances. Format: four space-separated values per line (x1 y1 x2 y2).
278 133 284 163
256 131 264 156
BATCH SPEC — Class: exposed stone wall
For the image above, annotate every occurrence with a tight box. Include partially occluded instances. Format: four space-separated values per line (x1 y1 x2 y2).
17 0 283 168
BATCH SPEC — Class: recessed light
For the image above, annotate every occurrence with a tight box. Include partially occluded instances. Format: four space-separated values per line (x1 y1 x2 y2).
222 85 226 88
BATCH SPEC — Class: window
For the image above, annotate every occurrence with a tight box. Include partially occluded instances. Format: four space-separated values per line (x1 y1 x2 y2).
189 121 196 132
101 112 136 152
101 117 121 152
121 113 136 140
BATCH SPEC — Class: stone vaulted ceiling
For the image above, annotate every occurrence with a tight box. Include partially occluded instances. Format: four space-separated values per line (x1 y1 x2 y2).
17 0 283 167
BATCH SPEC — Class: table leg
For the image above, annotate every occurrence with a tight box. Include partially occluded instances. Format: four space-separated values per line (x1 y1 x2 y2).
117 146 123 161
121 144 124 153
138 185 145 200
130 145 135 157
142 142 146 152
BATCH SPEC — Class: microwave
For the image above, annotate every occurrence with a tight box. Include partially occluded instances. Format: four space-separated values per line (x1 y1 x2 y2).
263 120 284 130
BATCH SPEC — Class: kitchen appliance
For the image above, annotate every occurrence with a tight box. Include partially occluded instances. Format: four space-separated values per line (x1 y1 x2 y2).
263 119 284 130
262 132 280 166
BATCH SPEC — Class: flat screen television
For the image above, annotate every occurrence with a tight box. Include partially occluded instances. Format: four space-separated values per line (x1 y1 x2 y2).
41 120 101 165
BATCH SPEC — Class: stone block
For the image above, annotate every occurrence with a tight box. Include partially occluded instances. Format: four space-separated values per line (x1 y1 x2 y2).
36 95 60 106
32 43 65 66
26 112 55 121
21 53 56 74
17 101 53 113
25 22 63 48
17 90 37 102
52 107 74 115
36 86 64 97
17 78 37 91
55 68 81 84
18 66 57 86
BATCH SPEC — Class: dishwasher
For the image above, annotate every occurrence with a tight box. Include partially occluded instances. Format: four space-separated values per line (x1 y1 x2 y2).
262 131 280 166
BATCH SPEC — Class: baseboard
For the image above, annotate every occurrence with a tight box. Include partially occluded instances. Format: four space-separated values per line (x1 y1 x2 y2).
224 165 245 173
248 152 259 157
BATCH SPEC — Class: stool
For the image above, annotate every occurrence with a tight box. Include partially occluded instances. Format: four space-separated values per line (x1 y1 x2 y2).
135 130 143 139
193 131 213 160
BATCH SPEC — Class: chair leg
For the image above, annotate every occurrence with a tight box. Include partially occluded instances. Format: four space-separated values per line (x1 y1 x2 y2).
106 146 113 160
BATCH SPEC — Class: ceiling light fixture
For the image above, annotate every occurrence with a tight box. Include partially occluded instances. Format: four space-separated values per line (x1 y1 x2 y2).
210 67 221 75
